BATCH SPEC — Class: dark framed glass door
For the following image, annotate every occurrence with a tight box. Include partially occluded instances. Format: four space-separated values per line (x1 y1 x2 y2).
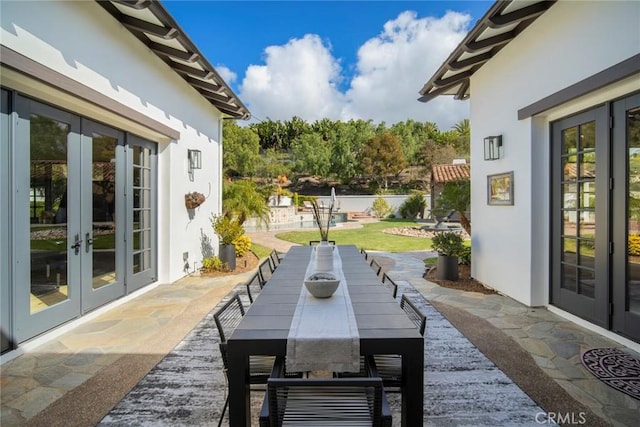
551 107 609 328
612 93 640 342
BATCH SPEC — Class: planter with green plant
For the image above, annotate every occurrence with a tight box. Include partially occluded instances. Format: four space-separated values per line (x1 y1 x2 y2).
430 231 465 281
212 214 244 271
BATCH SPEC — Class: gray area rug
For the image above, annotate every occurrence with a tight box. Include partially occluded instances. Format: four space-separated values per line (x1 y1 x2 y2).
100 280 547 426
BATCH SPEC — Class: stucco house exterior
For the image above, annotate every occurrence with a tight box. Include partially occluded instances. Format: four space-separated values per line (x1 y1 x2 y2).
419 0 640 346
1 0 250 356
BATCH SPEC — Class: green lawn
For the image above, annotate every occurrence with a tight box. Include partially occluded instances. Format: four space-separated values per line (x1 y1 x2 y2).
275 219 433 253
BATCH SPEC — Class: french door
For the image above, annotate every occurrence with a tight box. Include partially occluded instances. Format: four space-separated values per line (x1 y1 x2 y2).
1 92 158 347
612 93 640 342
552 93 640 343
551 107 609 328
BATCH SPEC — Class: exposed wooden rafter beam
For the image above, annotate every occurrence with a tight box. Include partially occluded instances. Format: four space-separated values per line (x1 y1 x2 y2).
148 42 199 63
120 14 177 39
488 1 554 28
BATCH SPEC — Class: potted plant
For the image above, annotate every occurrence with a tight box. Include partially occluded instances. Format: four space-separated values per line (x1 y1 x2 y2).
211 214 244 271
430 231 465 281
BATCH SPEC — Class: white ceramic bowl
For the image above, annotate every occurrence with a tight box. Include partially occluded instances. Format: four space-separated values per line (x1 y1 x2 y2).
304 273 340 298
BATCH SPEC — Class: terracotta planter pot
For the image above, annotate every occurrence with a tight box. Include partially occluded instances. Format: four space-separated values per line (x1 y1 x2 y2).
437 255 459 281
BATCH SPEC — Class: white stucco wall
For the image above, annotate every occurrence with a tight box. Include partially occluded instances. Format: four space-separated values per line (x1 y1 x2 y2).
1 0 226 284
469 0 640 305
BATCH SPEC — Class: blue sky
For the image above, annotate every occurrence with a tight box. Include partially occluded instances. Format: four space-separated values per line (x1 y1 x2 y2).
164 1 492 128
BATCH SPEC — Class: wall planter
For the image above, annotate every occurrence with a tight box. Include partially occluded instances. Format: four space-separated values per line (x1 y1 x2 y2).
185 192 205 209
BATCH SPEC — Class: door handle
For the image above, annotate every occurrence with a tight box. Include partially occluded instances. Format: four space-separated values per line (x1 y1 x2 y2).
85 232 93 253
71 234 81 255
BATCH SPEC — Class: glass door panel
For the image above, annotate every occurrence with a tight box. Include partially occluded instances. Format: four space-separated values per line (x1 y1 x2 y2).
613 93 640 342
91 133 117 290
14 96 81 342
552 106 609 328
80 121 124 312
127 135 157 291
628 106 640 316
29 114 71 313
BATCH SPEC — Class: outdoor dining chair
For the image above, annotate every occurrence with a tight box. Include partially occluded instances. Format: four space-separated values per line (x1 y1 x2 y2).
381 273 399 299
338 295 425 389
370 258 383 278
360 248 369 260
258 258 275 286
259 356 392 427
245 271 265 304
269 249 282 268
213 293 276 426
373 295 426 388
309 240 336 245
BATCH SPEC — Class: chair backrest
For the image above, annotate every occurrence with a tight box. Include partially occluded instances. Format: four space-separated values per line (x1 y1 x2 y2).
360 248 368 260
370 258 382 277
381 273 398 299
245 272 264 304
258 258 274 285
213 293 245 344
400 295 426 336
269 249 281 268
267 376 386 427
309 240 336 246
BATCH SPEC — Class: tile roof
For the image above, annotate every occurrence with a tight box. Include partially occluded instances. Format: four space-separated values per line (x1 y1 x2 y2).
431 164 470 183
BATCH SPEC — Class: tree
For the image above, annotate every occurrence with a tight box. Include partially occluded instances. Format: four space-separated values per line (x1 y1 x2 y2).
222 179 271 228
222 121 262 177
359 132 407 191
417 139 458 175
290 133 331 176
436 180 471 235
451 119 470 158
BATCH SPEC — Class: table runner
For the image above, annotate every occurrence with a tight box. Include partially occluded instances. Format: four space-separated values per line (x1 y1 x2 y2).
286 246 361 372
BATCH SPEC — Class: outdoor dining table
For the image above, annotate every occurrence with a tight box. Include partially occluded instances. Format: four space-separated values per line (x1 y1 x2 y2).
226 245 424 426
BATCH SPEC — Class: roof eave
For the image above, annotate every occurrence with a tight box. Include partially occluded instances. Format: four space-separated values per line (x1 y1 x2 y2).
97 0 251 120
418 0 556 103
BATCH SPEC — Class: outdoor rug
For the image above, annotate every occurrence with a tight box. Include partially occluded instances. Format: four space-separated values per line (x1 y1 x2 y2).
100 276 547 426
581 348 640 401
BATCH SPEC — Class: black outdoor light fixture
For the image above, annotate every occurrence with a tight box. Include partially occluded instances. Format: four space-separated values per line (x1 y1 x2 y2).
188 149 202 171
484 135 503 160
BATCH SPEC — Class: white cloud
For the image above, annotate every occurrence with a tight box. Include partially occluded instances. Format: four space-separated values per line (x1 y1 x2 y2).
216 65 237 85
240 34 344 122
240 11 471 130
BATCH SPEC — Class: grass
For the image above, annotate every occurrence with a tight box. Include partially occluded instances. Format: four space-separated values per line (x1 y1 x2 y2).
275 219 433 253
251 242 273 259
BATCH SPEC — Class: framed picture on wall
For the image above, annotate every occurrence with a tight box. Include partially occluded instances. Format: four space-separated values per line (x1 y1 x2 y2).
487 171 514 205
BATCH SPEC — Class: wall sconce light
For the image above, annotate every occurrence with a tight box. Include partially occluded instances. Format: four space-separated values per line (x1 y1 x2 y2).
484 135 503 161
188 149 202 171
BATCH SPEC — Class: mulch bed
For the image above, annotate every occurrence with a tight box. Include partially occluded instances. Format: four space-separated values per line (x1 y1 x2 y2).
200 251 260 277
425 263 497 294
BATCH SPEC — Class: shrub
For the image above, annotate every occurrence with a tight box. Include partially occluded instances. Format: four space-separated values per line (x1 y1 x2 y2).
430 231 465 257
233 235 252 257
202 256 228 272
458 245 471 265
398 192 426 219
211 214 244 245
372 197 394 218
629 234 640 256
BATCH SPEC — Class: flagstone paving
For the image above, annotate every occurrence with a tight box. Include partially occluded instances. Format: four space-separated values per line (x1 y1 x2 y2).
1 238 639 426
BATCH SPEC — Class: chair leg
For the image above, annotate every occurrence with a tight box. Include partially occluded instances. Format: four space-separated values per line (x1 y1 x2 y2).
218 395 229 427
